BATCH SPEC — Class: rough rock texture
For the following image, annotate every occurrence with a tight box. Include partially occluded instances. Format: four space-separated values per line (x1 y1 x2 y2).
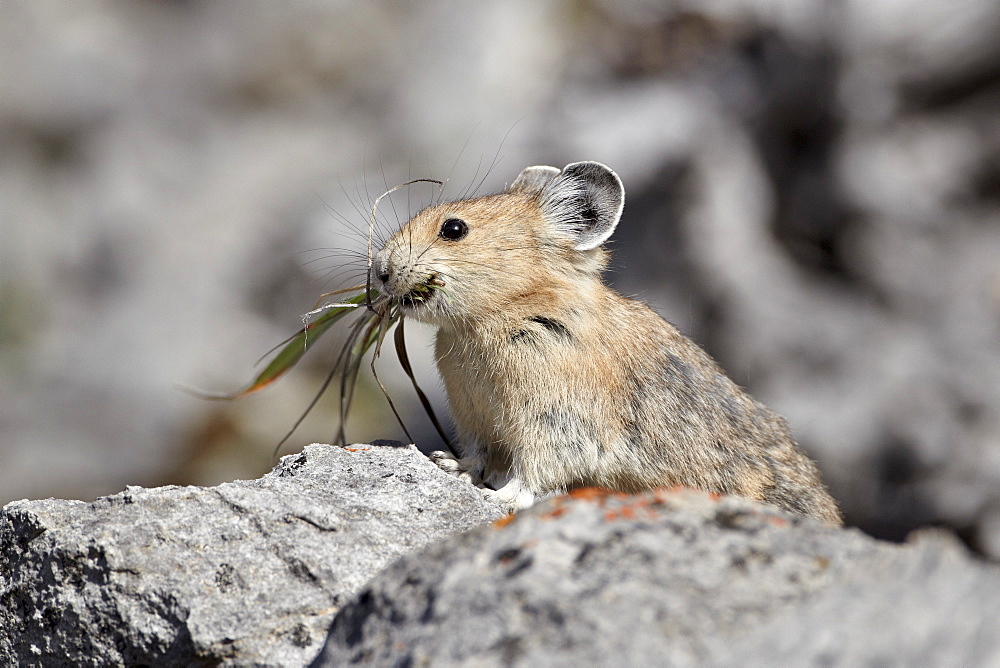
314 487 1000 667
0 442 505 667
4 444 997 666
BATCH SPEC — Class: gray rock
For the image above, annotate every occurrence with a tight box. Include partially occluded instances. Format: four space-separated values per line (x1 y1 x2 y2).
719 531 1000 667
6 443 997 667
314 487 1000 667
0 442 506 667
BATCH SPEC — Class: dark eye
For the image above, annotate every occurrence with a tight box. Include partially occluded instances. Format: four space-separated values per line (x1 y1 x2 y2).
439 218 468 241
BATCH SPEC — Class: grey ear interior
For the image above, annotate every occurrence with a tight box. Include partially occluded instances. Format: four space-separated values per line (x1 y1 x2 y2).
539 161 624 251
509 165 561 194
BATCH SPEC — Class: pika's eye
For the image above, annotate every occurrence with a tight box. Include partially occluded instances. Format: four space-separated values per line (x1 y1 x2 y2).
439 218 468 241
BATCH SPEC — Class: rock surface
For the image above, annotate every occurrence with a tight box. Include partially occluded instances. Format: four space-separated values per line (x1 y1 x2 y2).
314 486 1000 667
3 444 997 667
719 530 1000 667
0 442 505 667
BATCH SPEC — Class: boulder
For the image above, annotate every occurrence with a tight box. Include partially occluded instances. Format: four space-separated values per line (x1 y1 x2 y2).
314 487 1000 667
0 442 505 666
4 443 997 667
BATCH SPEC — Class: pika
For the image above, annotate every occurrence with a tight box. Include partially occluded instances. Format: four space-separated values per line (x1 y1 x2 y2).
374 161 842 525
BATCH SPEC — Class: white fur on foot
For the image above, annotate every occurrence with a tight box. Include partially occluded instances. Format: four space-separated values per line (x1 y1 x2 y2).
430 450 481 484
430 450 461 472
485 477 536 513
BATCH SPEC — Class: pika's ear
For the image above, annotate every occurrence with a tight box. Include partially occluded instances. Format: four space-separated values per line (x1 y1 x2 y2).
509 165 561 194
539 162 624 251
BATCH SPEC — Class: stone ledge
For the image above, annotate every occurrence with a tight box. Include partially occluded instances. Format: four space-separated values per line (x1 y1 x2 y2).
0 443 505 667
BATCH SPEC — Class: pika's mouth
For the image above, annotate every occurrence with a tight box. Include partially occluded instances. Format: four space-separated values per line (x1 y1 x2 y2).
399 275 444 308
400 289 428 308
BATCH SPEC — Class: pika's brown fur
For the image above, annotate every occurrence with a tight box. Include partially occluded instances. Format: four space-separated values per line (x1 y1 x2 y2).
375 162 842 525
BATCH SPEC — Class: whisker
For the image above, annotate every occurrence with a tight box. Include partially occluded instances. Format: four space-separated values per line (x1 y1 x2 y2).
299 247 369 260
315 267 366 288
307 256 367 272
338 176 373 229
459 154 485 201
407 152 414 217
468 123 518 198
444 123 480 203
379 157 403 230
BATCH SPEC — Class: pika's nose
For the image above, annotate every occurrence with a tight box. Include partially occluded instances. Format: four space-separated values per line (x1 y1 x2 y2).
374 256 390 284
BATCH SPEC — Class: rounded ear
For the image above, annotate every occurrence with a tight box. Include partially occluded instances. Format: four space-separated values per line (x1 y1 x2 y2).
509 165 561 194
539 161 624 250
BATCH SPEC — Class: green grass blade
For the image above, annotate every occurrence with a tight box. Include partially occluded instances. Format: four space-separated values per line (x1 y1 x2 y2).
394 318 457 456
337 312 383 444
227 292 369 399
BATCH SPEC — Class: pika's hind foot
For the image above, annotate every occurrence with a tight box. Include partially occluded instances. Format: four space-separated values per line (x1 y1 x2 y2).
483 477 536 513
429 450 482 485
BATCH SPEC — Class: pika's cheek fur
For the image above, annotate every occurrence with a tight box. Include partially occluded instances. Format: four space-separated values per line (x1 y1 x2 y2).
376 161 843 526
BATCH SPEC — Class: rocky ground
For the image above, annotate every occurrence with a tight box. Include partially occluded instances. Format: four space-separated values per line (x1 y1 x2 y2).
0 443 504 665
3 442 997 666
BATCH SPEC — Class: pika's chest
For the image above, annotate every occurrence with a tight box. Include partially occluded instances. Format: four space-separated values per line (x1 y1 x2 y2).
434 332 500 401
432 319 594 419
432 331 507 441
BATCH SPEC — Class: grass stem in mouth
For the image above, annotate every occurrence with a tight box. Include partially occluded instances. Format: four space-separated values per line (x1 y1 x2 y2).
218 180 459 461
210 285 456 462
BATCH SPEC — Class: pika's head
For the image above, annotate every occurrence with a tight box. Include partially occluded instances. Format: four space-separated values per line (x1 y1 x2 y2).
374 161 624 324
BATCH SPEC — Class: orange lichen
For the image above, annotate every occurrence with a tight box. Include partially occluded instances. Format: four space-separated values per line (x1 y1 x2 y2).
539 505 568 520
603 500 649 522
595 485 730 522
492 513 516 529
567 487 624 502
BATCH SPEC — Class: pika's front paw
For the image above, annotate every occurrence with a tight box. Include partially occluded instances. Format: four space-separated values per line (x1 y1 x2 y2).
430 450 461 473
430 451 481 485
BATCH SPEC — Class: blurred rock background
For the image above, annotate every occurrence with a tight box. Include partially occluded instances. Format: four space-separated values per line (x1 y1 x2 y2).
2 0 999 556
